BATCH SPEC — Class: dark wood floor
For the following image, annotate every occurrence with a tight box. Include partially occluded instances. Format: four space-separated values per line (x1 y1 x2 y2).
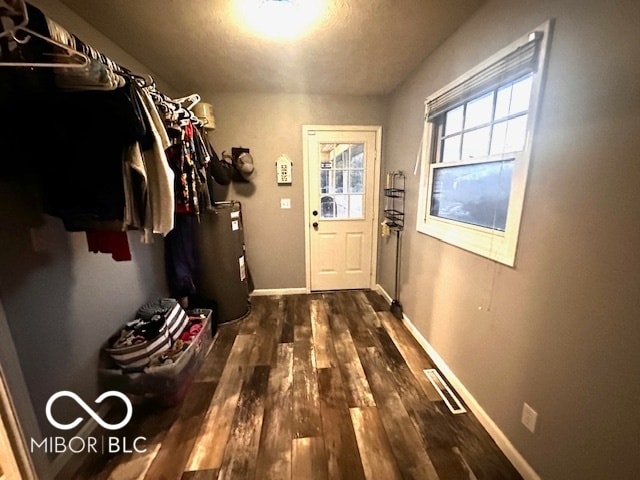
61 290 521 480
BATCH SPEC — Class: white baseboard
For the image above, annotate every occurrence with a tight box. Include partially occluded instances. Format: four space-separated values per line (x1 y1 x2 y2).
375 283 393 303
251 287 309 297
250 287 308 297
375 284 540 480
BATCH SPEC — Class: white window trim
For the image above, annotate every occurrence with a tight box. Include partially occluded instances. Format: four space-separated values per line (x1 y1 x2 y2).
416 20 552 267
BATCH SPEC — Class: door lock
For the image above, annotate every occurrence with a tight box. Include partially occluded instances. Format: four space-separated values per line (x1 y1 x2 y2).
312 210 318 216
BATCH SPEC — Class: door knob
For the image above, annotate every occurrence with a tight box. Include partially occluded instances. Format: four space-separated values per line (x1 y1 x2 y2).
312 222 319 228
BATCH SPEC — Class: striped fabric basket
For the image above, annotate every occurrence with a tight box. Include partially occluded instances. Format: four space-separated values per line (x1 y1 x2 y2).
104 324 171 370
104 299 189 371
164 301 189 342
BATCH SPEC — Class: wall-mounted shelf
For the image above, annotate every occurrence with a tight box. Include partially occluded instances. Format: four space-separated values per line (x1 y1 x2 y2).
383 171 405 319
383 171 405 231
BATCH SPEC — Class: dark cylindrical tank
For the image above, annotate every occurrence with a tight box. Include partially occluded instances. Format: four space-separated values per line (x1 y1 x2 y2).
194 201 250 324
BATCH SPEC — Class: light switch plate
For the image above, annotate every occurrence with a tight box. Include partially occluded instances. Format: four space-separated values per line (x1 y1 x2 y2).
281 198 291 209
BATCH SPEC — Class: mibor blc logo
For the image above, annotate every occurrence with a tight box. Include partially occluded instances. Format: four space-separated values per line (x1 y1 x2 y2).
46 391 133 430
31 390 146 455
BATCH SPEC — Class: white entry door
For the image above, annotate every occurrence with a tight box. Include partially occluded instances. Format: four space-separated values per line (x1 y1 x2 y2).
303 126 381 291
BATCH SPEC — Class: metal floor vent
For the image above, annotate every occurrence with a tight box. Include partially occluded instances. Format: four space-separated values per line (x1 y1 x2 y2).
424 369 467 414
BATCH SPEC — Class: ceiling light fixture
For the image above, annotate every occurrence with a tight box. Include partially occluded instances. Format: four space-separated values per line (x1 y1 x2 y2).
234 0 325 41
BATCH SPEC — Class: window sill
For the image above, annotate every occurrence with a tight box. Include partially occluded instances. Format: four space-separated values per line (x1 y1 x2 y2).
417 217 516 266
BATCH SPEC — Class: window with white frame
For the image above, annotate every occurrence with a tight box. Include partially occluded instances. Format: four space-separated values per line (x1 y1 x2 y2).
417 21 551 266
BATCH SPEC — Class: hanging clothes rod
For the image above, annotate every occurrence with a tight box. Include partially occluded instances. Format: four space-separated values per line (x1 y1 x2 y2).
0 0 204 127
0 0 89 68
0 0 139 79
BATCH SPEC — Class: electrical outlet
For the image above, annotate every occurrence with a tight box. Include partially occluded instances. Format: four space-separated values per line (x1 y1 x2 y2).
521 402 538 433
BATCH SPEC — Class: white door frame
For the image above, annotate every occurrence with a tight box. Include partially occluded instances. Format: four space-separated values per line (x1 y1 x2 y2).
302 125 382 292
0 300 43 480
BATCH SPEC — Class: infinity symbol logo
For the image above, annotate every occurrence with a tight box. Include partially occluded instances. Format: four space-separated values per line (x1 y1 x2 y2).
45 391 133 431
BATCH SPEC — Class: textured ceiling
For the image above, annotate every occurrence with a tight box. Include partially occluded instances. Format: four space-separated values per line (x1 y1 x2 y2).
58 0 484 95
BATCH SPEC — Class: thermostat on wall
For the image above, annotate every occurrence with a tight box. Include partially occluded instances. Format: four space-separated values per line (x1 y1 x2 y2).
276 155 292 184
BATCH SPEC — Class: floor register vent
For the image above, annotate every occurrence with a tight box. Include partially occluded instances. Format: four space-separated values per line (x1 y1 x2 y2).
424 369 467 414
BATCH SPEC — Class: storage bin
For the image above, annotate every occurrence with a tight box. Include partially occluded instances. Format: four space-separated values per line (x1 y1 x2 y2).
103 324 171 371
99 309 213 406
103 299 189 370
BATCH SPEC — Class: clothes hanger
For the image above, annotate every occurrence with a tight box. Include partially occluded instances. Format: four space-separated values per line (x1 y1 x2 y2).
0 0 89 68
174 93 201 111
126 71 154 89
0 26 90 68
0 0 29 32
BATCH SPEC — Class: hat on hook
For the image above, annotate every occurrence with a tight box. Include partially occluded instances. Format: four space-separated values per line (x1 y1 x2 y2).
192 102 216 130
233 152 255 181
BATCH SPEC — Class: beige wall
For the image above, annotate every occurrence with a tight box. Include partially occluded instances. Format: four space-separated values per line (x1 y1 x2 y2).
200 92 387 290
381 0 640 478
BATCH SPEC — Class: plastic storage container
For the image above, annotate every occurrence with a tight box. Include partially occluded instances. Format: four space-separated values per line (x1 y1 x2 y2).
98 309 213 406
195 201 250 323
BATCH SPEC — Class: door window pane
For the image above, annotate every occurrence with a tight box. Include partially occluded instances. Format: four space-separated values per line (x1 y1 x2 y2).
350 152 364 169
350 195 363 218
350 143 364 168
349 170 363 193
334 170 344 193
334 195 348 218
321 196 335 218
319 143 368 220
320 170 330 193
